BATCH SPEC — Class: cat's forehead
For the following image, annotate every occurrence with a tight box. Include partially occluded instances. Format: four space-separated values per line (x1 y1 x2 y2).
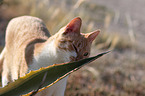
57 25 99 44
58 26 83 37
64 32 87 41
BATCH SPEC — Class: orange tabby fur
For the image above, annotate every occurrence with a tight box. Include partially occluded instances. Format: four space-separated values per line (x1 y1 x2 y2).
0 16 100 96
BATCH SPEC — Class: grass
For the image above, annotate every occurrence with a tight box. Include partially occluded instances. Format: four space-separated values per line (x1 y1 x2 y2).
66 51 145 96
1 0 133 50
22 0 134 51
0 0 145 96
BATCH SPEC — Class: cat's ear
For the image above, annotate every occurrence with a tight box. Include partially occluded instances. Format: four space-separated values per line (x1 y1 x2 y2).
86 30 100 42
63 17 82 35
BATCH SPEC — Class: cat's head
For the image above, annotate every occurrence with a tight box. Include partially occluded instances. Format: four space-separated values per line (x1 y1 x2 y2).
55 17 100 61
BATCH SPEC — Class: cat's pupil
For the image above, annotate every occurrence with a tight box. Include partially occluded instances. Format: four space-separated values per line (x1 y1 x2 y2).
84 52 88 56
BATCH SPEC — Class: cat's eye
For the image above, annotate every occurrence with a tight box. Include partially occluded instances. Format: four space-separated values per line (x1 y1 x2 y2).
84 52 89 56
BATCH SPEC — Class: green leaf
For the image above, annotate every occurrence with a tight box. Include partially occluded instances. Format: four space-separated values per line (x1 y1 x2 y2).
0 51 110 96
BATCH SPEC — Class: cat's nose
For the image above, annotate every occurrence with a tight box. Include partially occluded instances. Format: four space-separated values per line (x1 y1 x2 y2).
75 56 83 61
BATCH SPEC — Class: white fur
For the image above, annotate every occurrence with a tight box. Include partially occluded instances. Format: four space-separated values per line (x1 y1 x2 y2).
29 40 77 70
29 40 77 96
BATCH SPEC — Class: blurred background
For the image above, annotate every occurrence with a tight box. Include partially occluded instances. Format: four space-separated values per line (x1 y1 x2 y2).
0 0 145 95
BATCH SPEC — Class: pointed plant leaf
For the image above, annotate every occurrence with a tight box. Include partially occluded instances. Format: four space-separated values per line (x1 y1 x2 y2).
0 51 110 96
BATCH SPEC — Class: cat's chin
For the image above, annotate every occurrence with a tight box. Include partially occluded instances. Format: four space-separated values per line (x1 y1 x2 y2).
70 56 77 61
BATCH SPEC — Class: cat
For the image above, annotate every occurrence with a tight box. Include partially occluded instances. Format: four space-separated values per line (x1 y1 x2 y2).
0 16 100 96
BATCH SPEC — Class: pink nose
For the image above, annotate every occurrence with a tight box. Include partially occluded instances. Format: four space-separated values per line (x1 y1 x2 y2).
75 56 83 61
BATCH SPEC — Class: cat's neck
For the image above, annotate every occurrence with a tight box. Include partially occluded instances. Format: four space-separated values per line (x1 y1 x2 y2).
28 36 77 70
